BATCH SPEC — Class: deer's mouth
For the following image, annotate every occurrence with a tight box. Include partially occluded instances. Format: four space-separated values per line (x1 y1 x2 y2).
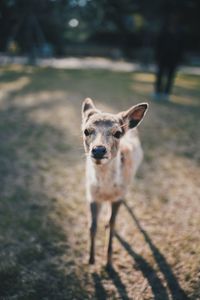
91 156 109 165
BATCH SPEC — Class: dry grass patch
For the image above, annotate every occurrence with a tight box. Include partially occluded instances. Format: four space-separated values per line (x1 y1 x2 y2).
0 65 199 299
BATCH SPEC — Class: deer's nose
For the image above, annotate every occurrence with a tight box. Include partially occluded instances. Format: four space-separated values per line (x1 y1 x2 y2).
92 146 107 159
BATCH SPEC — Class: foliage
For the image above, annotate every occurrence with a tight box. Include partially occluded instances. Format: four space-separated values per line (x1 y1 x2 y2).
0 0 199 55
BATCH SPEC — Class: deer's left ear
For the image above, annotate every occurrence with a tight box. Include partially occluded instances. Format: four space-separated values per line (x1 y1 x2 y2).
120 103 148 130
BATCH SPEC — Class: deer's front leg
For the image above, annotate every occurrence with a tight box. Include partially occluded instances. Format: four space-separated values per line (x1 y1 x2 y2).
107 200 122 267
89 202 100 264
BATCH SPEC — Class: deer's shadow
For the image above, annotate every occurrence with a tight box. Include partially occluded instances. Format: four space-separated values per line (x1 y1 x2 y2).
92 201 189 300
116 201 189 300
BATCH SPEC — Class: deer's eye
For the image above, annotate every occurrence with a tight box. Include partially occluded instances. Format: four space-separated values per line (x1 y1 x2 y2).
84 129 90 136
113 131 122 139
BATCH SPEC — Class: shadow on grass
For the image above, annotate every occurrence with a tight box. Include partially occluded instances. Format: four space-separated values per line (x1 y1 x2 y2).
115 233 169 300
121 201 189 300
0 194 88 299
92 273 107 300
0 190 88 299
92 266 130 300
0 77 88 299
105 265 130 300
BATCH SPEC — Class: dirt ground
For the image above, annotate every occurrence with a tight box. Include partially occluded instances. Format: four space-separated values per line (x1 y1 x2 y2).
0 65 200 300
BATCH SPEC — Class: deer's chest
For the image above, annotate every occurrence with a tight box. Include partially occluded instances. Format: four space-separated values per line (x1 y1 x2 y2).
90 170 126 202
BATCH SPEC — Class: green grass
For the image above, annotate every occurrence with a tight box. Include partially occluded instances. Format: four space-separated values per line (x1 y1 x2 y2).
0 64 200 299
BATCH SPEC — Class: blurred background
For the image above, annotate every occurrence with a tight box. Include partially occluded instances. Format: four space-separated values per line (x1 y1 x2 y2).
0 0 199 63
0 1 200 300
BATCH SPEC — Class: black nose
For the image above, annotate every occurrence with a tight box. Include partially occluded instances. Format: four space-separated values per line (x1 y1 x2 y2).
92 146 107 159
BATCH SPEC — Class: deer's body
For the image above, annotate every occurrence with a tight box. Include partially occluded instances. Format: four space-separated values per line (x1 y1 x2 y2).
86 129 143 203
82 98 148 266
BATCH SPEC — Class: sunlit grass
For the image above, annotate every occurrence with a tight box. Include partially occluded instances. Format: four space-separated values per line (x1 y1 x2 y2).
132 72 155 83
170 94 200 106
0 76 30 93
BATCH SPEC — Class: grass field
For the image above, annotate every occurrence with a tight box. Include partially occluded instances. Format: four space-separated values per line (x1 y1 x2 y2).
0 64 200 299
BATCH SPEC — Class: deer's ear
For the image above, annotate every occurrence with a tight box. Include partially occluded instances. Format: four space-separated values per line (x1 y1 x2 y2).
82 98 99 121
120 103 148 130
82 98 96 113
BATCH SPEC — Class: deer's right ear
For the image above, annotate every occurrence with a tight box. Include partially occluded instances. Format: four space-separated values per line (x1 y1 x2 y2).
82 98 98 121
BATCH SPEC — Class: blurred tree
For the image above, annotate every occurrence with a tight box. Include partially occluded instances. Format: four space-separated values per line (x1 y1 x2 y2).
0 0 199 57
0 0 65 57
64 0 104 42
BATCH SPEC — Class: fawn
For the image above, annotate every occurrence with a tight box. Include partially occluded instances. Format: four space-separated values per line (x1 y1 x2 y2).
81 98 148 267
